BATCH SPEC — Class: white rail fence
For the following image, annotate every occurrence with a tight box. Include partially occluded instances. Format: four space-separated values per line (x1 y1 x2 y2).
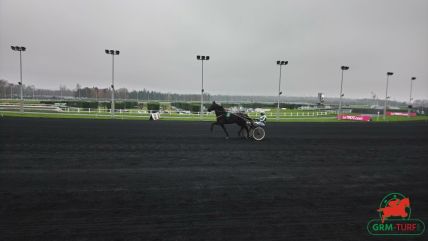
0 104 337 119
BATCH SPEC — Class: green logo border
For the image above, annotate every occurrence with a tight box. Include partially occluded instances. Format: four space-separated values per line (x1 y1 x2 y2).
367 218 425 236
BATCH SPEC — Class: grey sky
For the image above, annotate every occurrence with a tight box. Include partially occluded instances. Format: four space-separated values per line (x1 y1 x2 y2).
1 0 427 101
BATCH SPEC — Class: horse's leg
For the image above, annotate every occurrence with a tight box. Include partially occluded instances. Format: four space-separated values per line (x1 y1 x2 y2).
244 125 250 138
210 122 217 133
238 126 243 137
220 124 229 139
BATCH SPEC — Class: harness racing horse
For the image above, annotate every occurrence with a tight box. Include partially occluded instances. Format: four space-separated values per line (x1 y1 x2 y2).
207 101 252 139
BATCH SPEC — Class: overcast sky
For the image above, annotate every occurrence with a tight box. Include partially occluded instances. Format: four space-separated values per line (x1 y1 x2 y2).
1 0 427 101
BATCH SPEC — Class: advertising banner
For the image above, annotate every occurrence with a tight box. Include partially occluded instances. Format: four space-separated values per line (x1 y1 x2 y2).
338 114 372 122
386 112 417 117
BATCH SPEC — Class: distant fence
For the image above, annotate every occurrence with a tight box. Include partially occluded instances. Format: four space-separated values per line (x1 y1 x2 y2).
0 104 337 119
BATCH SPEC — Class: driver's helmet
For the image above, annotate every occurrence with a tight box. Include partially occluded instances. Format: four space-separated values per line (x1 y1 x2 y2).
260 112 265 116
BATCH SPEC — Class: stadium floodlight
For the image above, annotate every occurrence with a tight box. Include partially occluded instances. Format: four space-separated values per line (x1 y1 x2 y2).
11 45 27 112
383 72 394 120
338 65 350 118
276 60 288 120
105 49 120 117
197 55 210 116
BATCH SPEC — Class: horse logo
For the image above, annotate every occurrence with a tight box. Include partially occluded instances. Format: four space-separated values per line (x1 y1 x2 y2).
377 193 411 223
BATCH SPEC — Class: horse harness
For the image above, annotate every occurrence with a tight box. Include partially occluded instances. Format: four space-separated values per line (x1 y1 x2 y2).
216 112 232 120
216 112 251 125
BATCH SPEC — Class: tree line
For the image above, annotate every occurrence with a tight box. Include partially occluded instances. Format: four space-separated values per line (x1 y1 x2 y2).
0 79 211 101
1 79 426 108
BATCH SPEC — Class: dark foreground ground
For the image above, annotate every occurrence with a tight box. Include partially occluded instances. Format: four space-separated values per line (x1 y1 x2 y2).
1 117 427 241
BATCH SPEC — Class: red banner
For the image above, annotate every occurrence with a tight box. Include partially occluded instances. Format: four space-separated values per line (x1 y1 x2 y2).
338 114 372 122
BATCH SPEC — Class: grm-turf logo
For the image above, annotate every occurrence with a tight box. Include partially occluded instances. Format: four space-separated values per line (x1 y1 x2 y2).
367 192 425 236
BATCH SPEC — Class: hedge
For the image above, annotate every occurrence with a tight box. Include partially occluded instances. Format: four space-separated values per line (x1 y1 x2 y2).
147 102 160 111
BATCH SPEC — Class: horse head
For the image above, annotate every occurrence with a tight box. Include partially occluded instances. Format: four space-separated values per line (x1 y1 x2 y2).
207 101 224 113
399 198 410 208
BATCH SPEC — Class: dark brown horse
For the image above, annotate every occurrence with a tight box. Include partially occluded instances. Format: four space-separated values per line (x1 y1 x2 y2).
207 101 251 139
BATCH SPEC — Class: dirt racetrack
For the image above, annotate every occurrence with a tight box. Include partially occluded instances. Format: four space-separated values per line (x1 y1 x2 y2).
1 117 427 241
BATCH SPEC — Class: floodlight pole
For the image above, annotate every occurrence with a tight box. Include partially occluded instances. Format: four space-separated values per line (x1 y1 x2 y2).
338 66 349 118
276 60 288 120
112 53 115 115
277 65 282 120
11 46 26 112
383 72 393 120
105 49 120 117
408 77 416 116
19 50 23 111
201 59 204 115
197 55 209 116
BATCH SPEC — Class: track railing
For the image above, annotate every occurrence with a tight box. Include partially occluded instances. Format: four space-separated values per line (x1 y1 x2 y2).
0 104 336 120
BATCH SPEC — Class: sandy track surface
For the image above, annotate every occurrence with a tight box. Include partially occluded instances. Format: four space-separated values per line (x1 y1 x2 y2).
1 118 427 240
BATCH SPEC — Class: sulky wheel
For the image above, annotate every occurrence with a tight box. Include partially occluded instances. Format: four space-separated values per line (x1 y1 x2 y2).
252 126 265 141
